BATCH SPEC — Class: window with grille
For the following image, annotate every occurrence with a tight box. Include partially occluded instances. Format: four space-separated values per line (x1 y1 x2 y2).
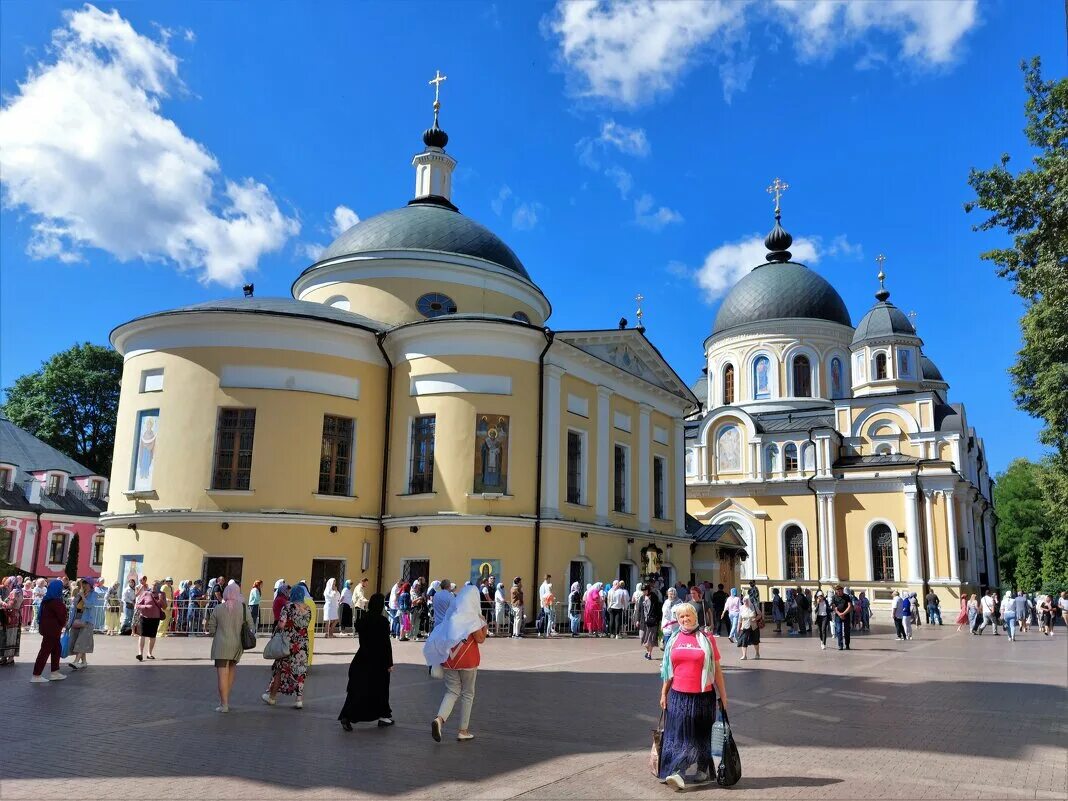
46 474 62 495
722 364 735 405
785 525 805 580
653 456 666 519
875 352 888 380
871 524 895 581
793 355 812 397
784 443 799 472
92 535 105 566
566 431 583 504
211 408 257 490
319 415 355 495
409 415 436 494
613 445 628 513
48 532 66 564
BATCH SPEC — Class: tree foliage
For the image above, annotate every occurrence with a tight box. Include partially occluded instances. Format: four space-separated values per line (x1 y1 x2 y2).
64 532 80 581
992 459 1049 584
2 343 122 477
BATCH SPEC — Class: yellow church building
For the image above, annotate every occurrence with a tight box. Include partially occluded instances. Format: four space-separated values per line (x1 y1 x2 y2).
100 99 699 611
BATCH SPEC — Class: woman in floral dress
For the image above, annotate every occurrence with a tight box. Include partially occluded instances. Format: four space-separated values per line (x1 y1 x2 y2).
262 584 311 709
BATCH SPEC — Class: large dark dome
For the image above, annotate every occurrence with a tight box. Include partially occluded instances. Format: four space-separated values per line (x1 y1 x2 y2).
315 202 530 280
712 262 851 335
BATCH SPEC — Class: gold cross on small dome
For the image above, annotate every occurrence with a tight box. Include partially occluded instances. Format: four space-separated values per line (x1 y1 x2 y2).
429 70 447 107
766 177 789 212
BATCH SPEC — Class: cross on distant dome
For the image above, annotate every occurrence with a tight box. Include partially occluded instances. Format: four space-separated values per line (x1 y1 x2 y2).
635 293 644 324
429 70 447 107
766 177 789 213
874 254 890 302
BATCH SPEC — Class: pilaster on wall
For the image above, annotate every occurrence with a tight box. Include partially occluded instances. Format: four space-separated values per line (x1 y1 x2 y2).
944 489 960 583
637 404 651 529
540 364 564 516
903 485 922 583
595 386 612 524
673 419 686 535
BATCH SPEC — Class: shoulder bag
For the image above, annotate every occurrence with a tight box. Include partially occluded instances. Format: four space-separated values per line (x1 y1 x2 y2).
240 603 257 650
648 708 665 778
713 699 741 787
262 628 288 660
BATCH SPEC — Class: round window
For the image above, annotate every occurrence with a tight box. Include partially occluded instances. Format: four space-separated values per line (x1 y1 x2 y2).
511 311 531 323
416 293 457 318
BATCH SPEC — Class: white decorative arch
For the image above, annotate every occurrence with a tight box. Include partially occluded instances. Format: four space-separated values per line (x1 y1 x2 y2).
698 408 758 447
864 518 901 583
782 344 821 398
746 349 780 401
777 519 811 581
712 356 740 406
708 510 759 581
853 404 920 436
871 348 893 380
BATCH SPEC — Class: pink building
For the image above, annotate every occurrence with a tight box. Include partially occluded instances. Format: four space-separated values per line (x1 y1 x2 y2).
0 415 107 579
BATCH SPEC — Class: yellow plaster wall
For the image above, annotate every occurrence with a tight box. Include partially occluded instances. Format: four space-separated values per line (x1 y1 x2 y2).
750 494 819 581
109 348 386 518
606 395 637 528
836 491 908 582
301 277 544 327
558 374 597 523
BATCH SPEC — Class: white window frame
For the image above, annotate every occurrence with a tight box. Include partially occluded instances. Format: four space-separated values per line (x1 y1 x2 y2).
45 472 67 497
47 530 69 566
612 441 631 514
565 427 588 506
653 455 667 519
0 464 14 491
783 443 800 474
139 368 164 393
871 349 892 381
865 518 901 582
778 520 811 581
784 346 820 398
91 533 105 566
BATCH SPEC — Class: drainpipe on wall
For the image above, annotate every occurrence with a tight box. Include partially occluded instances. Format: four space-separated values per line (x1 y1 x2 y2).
374 332 394 595
531 329 555 599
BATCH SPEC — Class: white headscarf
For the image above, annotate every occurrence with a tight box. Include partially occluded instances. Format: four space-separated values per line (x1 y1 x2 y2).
423 585 486 667
325 578 337 596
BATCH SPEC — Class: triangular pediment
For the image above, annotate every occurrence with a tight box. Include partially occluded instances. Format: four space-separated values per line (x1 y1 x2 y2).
554 329 696 402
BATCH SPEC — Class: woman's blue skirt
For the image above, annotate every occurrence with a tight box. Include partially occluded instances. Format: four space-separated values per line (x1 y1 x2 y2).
659 688 717 779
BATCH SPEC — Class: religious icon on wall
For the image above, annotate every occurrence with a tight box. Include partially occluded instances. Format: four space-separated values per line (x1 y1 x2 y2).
469 559 501 587
717 425 741 472
830 357 843 398
754 356 770 399
898 349 912 378
641 544 663 577
474 414 509 493
133 410 159 491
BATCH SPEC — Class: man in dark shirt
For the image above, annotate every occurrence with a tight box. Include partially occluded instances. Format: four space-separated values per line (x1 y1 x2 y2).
710 584 728 636
831 585 852 650
925 590 942 625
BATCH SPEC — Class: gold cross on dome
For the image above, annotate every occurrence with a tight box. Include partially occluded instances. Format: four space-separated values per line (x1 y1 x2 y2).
766 177 789 212
429 70 447 106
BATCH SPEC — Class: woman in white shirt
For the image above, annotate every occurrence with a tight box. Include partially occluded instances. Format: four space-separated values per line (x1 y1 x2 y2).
339 580 354 635
323 578 341 638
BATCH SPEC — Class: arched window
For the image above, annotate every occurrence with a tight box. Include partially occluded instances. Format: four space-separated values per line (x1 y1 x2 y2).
875 443 894 456
764 444 779 474
871 523 895 581
685 448 697 477
874 352 888 380
784 525 805 580
716 425 741 472
784 443 799 472
722 364 735 405
801 443 815 472
830 357 844 399
753 356 771 400
792 355 812 397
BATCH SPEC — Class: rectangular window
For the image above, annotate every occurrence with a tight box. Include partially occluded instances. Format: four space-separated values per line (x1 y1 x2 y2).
319 415 355 496
46 474 62 495
203 556 244 588
48 532 66 564
211 408 257 490
0 467 11 490
653 456 666 519
409 415 436 494
92 535 105 566
88 480 104 500
613 444 628 513
139 368 164 393
0 529 13 562
566 431 583 505
310 558 345 601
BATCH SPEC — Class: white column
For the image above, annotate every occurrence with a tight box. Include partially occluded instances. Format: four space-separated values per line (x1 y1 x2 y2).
673 419 685 534
638 404 651 529
825 494 839 582
541 365 564 516
945 490 960 582
966 501 980 584
923 490 937 582
816 494 830 582
904 487 922 583
753 442 764 481
595 386 612 523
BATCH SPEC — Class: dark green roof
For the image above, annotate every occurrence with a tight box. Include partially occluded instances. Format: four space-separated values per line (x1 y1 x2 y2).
921 355 945 382
852 301 916 345
712 262 851 335
314 203 531 281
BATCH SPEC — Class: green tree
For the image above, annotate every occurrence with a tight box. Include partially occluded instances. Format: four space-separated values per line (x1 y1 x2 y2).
64 532 80 581
1014 537 1042 593
1039 532 1068 593
2 343 122 477
993 458 1051 585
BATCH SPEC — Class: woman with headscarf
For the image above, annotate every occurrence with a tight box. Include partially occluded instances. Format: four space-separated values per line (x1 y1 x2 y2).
339 579 354 635
134 580 166 661
584 582 605 637
104 582 121 635
722 588 742 642
31 579 68 683
248 580 263 632
737 597 761 659
494 582 509 635
323 578 341 638
567 582 583 637
771 588 786 634
397 582 412 641
262 583 311 709
66 578 96 669
272 580 289 629
638 585 660 659
0 577 23 665
661 587 681 641
657 602 727 791
207 582 254 712
858 590 871 631
425 584 488 742
339 592 394 730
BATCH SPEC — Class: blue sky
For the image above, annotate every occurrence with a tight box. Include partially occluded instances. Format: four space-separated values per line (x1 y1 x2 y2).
0 1 1062 474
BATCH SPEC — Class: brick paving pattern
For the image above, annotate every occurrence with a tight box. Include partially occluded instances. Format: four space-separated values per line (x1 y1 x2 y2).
3 622 1065 800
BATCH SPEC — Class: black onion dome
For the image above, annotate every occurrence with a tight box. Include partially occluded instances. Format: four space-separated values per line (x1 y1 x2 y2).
423 125 449 149
712 262 851 334
764 216 793 262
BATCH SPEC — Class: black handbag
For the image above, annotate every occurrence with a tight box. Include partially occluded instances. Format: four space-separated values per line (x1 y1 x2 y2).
240 603 257 650
715 700 741 787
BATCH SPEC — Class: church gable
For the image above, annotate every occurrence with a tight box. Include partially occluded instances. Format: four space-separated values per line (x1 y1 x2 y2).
555 330 694 400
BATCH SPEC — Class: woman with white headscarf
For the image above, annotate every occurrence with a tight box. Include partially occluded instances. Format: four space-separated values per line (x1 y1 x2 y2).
424 585 488 742
568 582 583 637
323 578 341 638
494 582 508 634
661 586 681 640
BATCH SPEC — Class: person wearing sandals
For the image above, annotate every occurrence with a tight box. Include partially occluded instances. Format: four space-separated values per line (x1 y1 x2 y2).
424 585 488 743
338 592 393 730
658 602 728 791
207 582 254 712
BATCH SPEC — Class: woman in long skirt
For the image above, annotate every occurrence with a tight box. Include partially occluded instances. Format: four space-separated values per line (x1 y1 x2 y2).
339 593 393 730
262 584 311 709
583 583 605 636
67 579 96 669
638 586 659 660
339 580 354 635
0 577 23 665
658 602 728 791
737 597 761 659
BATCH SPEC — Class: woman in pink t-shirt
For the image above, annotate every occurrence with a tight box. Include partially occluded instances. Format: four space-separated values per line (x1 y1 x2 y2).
657 603 728 791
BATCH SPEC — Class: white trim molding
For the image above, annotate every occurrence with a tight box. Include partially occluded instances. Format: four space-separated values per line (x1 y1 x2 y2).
410 373 512 396
221 365 360 400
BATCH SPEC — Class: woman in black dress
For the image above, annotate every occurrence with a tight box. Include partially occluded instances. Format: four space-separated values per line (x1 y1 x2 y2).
339 593 394 730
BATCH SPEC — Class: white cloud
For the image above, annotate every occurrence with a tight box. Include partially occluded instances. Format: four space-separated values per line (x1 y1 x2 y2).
512 202 540 231
598 120 650 156
694 232 819 302
299 242 325 262
491 185 513 216
634 193 683 231
0 5 299 286
604 165 633 199
826 234 863 259
548 0 979 106
330 205 359 236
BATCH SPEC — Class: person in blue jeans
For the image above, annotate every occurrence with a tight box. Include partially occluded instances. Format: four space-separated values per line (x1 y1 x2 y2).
1001 590 1018 641
830 586 852 650
925 590 943 625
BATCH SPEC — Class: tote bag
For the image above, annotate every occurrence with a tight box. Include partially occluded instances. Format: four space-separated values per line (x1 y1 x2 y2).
648 709 665 778
713 700 741 787
262 630 288 660
60 630 71 659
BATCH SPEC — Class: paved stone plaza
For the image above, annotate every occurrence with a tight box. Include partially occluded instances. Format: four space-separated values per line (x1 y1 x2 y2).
3 623 1065 800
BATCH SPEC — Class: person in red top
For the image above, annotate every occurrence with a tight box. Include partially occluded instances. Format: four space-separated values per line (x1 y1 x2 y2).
657 602 728 791
31 580 68 683
425 585 488 742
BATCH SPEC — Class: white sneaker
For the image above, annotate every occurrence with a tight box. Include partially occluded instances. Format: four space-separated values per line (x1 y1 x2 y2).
215 705 229 713
820 643 826 650
260 693 276 706
293 700 303 709
48 672 67 681
30 675 48 684
665 773 686 791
